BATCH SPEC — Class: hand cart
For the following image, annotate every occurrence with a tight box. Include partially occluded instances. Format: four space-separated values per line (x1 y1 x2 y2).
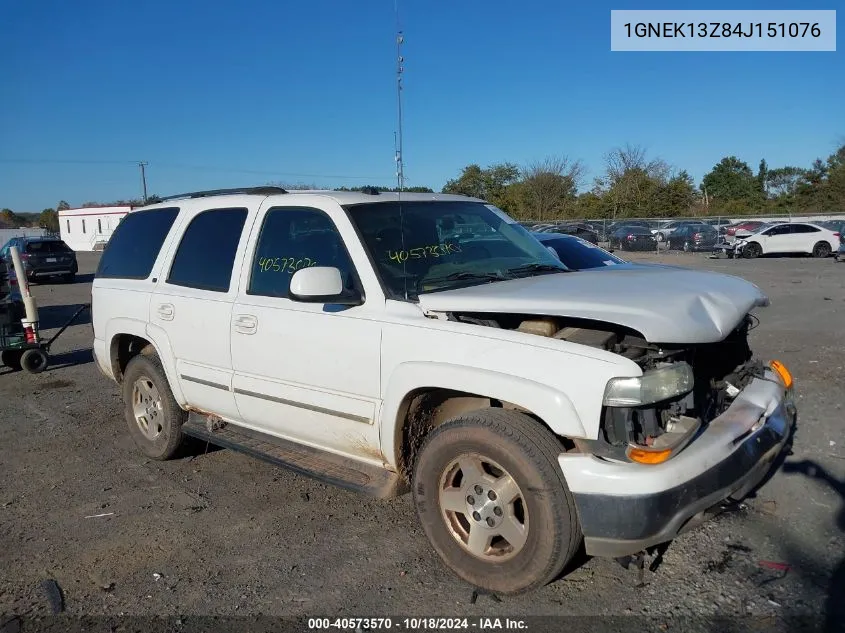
0 302 90 374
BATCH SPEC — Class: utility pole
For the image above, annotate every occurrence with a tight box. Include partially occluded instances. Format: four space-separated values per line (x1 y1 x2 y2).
139 161 149 202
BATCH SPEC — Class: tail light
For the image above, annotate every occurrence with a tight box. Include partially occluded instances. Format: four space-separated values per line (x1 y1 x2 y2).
24 325 36 343
834 232 841 241
693 232 702 240
627 233 635 240
20 253 30 260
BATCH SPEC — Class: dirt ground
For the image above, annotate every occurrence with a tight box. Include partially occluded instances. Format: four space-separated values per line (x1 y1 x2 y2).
1 251 843 631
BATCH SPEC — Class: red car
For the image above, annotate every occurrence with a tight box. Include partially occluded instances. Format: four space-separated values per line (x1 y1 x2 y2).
725 221 766 237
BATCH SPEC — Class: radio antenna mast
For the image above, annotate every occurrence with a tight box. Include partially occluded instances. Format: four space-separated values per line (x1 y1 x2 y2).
395 1 405 192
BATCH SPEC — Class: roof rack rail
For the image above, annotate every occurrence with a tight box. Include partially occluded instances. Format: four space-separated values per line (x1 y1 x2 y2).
158 186 287 202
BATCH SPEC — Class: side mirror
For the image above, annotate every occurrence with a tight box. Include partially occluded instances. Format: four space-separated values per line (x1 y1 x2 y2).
289 266 363 306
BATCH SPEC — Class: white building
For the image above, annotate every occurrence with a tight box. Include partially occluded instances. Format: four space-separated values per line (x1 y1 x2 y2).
58 206 133 251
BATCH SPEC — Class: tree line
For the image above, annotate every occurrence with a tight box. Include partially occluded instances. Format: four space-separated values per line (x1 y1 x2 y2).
441 142 845 221
4 142 842 229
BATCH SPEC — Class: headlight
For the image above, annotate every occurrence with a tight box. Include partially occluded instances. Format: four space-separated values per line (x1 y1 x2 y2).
603 362 694 407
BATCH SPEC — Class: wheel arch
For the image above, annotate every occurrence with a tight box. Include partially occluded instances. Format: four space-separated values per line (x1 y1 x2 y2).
380 362 584 481
107 320 185 404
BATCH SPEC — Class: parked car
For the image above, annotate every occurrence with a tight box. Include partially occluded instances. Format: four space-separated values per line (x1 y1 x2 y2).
724 220 768 240
733 222 840 259
820 219 845 235
652 220 709 242
609 224 656 251
532 233 628 269
665 224 720 252
0 236 78 283
92 186 795 595
541 222 599 244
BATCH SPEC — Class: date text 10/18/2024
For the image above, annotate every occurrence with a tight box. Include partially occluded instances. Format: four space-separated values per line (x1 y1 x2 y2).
307 617 528 631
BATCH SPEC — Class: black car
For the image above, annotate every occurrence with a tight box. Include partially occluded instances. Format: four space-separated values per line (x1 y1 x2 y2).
0 237 78 283
666 224 720 252
545 222 599 244
608 224 656 251
533 233 626 269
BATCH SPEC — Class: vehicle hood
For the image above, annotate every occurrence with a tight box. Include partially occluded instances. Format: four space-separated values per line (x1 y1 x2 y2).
418 267 769 344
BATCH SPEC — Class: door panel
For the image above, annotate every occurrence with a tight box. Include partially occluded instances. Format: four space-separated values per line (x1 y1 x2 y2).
231 203 383 463
149 205 254 421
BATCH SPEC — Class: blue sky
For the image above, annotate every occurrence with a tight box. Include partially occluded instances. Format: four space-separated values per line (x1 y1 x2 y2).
1 0 841 210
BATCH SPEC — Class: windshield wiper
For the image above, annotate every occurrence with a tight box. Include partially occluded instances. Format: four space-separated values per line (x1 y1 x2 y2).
424 271 507 285
505 263 569 276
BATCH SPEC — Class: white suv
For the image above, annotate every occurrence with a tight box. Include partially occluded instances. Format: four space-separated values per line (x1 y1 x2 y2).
92 187 796 594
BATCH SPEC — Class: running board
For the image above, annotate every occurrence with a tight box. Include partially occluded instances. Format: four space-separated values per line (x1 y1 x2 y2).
182 413 406 499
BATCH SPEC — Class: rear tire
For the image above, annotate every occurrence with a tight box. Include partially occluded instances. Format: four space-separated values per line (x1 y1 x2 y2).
412 408 582 595
812 241 831 258
122 351 187 460
743 242 762 259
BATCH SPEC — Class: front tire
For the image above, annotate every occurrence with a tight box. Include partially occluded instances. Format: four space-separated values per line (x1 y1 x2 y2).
743 242 762 259
412 408 582 595
122 351 187 460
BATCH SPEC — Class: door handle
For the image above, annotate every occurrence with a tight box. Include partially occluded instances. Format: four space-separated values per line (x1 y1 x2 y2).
233 314 258 335
157 303 175 321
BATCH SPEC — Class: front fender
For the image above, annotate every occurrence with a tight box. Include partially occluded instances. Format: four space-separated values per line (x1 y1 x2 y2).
379 361 585 470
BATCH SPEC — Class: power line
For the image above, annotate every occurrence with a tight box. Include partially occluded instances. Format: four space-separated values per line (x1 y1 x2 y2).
0 158 391 181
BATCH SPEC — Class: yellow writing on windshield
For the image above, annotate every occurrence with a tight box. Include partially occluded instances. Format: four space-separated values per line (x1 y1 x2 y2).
387 243 461 263
257 257 317 273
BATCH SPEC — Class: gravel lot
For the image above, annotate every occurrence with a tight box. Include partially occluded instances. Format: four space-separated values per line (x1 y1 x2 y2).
1 251 843 631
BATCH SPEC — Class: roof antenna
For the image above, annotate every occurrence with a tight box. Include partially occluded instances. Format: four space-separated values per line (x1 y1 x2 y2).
395 0 409 299
395 5 405 193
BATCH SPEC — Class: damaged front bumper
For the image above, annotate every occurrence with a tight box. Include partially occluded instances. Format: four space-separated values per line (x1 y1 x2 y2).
558 367 796 558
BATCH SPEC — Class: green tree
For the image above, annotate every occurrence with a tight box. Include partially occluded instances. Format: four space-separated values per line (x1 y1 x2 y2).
701 156 759 202
0 208 25 228
38 208 59 233
442 162 520 209
603 145 670 218
757 159 768 197
655 170 697 216
521 156 584 220
766 166 807 198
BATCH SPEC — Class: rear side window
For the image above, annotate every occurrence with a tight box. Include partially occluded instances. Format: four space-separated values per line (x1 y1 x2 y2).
791 224 820 234
96 208 180 279
167 207 248 292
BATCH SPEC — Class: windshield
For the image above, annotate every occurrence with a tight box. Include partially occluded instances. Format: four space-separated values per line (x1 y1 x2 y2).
540 236 625 269
345 200 566 299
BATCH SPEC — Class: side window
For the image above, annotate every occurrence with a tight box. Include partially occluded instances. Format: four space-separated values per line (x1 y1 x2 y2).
248 206 356 299
792 224 819 234
765 225 788 236
97 218 102 233
66 219 70 233
96 208 180 279
167 208 248 292
82 219 86 234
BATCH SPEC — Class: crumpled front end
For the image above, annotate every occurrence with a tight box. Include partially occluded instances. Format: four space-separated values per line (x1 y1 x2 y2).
559 353 797 558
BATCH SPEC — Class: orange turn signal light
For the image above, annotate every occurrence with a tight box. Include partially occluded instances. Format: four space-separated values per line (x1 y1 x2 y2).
627 447 673 465
770 360 793 390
